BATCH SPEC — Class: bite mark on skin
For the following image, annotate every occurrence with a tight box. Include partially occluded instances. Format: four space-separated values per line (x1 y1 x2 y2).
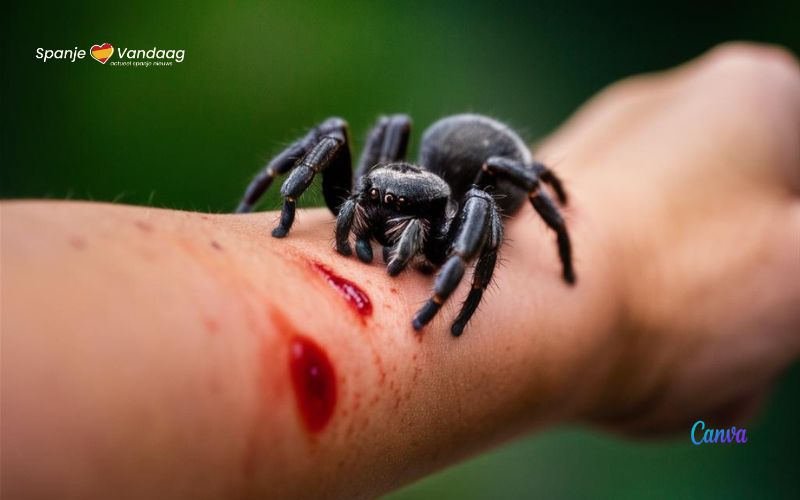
210 240 224 251
268 251 396 413
68 236 86 250
134 220 154 233
289 334 338 433
268 307 337 433
202 317 220 334
242 307 337 483
311 261 373 323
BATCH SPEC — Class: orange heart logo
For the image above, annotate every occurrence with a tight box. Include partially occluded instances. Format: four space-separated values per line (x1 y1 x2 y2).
90 43 114 64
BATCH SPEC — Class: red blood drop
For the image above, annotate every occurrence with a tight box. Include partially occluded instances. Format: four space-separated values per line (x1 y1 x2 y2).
313 262 373 320
288 335 337 433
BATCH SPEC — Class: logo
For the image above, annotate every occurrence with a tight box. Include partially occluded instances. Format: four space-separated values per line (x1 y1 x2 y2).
35 43 185 67
90 43 114 64
690 420 748 445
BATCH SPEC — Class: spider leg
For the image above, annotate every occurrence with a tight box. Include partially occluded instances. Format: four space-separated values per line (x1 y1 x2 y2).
345 114 411 261
382 245 392 263
355 114 411 180
531 161 568 205
530 188 575 284
354 230 374 263
236 116 353 221
272 118 353 238
334 185 376 261
335 195 359 256
477 157 567 205
379 115 412 163
387 219 426 276
451 210 502 336
475 156 536 190
334 189 374 261
480 156 575 283
235 131 317 214
354 116 388 180
412 189 497 332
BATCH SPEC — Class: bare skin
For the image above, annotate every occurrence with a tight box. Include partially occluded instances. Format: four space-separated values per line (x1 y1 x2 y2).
2 43 800 499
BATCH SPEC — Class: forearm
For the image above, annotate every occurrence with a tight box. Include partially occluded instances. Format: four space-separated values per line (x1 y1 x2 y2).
1 196 619 499
6 42 800 500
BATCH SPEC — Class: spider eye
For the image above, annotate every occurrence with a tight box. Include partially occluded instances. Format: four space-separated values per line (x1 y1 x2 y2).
397 196 406 206
369 188 379 199
384 193 395 205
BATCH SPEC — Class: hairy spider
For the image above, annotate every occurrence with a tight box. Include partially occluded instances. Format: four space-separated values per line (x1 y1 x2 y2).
236 114 575 336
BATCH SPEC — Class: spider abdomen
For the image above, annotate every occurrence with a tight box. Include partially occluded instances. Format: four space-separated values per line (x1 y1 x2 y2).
419 114 533 213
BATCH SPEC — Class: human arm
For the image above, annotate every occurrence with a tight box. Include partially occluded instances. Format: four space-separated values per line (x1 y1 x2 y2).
3 42 800 499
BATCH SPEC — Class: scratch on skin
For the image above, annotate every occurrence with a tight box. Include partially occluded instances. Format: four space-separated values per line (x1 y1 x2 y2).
311 261 373 323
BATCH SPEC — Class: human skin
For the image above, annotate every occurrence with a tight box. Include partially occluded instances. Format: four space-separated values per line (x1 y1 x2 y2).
2 43 800 499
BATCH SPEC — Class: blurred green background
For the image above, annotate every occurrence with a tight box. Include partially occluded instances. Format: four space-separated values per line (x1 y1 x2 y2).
3 1 799 498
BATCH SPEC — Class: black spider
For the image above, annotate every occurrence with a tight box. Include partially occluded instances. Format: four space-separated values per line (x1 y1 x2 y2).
236 114 575 336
